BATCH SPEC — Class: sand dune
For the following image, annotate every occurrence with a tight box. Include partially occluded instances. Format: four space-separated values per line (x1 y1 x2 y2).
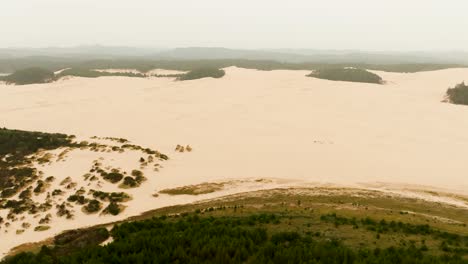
1 67 468 256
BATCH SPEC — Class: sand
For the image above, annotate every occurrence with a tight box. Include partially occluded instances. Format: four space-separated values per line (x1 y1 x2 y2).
94 68 187 75
0 67 468 256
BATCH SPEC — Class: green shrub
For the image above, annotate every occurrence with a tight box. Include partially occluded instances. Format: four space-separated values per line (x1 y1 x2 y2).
122 177 137 187
103 172 124 183
67 195 87 205
446 82 468 105
84 199 101 213
103 202 121 215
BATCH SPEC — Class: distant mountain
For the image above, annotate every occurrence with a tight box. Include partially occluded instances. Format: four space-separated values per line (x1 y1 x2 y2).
1 46 467 65
0 45 166 59
152 47 310 62
0 46 467 73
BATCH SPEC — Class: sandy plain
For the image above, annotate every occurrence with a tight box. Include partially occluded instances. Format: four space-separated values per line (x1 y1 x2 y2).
0 67 467 256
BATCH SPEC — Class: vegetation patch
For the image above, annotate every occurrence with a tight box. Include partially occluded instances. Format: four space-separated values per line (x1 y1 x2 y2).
446 82 468 105
89 190 130 203
83 199 102 214
102 202 123 216
33 225 50 232
1 68 55 85
119 170 145 188
5 212 468 263
307 68 383 84
178 67 225 81
52 227 109 256
159 182 224 195
0 128 74 198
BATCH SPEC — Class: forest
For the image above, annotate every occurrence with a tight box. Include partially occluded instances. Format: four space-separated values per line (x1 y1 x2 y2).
178 67 225 80
0 68 55 85
446 82 468 105
307 68 383 84
0 57 464 75
2 213 466 263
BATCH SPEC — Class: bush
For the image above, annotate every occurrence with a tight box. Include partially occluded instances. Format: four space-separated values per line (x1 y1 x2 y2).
307 68 383 84
446 82 468 105
83 199 101 213
122 177 138 187
103 172 123 183
103 202 121 215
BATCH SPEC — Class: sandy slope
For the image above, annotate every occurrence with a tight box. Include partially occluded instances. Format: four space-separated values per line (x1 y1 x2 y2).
0 67 468 256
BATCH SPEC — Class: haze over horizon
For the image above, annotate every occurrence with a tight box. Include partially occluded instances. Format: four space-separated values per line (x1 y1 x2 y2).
2 0 468 51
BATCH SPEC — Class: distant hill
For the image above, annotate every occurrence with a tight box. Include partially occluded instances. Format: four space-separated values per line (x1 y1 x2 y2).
0 47 467 74
1 46 468 65
0 45 165 59
154 47 468 65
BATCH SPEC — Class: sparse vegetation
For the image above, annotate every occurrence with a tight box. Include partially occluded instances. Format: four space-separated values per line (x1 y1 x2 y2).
0 128 74 198
307 68 383 84
90 190 130 203
446 82 468 105
159 182 224 195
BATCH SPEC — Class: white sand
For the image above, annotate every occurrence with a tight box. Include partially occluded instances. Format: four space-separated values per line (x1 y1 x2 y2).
146 68 187 75
1 67 468 256
94 68 142 74
94 68 187 75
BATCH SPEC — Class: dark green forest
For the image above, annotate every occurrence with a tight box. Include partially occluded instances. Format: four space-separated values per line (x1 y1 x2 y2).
446 82 468 105
178 67 225 80
1 68 55 85
3 214 467 264
307 68 383 84
0 128 74 198
0 57 464 74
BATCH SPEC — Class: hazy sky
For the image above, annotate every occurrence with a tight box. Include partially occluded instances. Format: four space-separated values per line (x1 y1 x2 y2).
1 0 468 50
